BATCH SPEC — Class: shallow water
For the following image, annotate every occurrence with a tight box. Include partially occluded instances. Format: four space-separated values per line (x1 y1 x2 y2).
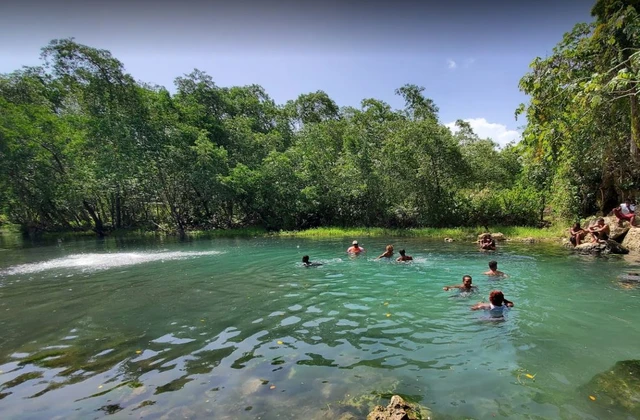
0 235 639 419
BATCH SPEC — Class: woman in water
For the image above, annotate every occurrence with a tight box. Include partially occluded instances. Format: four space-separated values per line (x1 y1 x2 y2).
377 245 394 259
479 234 496 251
471 290 514 318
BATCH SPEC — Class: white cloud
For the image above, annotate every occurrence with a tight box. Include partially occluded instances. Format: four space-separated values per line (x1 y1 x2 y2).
445 118 521 148
447 59 457 70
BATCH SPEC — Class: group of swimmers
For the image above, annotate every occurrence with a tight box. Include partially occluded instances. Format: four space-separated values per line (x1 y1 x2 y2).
301 239 514 319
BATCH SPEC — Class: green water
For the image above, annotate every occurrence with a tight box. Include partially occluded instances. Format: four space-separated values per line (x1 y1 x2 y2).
0 235 639 419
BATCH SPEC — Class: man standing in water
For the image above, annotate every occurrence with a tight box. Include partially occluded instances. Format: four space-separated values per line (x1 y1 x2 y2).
347 240 365 255
443 275 477 292
484 261 506 277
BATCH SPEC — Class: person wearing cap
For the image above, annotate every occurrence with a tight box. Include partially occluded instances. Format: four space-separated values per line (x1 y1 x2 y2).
347 240 365 255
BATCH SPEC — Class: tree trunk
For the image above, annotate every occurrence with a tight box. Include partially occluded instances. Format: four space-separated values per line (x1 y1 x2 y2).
115 184 122 229
83 200 105 237
629 95 640 159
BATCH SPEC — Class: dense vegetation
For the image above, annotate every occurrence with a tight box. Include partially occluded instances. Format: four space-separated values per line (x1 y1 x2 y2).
518 0 640 218
1 0 638 237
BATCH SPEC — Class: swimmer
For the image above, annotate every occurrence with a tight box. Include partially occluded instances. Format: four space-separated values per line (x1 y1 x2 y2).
443 275 477 292
484 260 506 277
347 240 365 255
377 245 394 259
396 249 413 262
302 255 322 267
471 290 514 318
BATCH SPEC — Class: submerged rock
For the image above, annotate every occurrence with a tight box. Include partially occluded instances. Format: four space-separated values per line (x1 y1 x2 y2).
514 237 536 243
622 227 640 253
619 272 640 282
580 360 640 416
367 395 431 420
574 239 629 255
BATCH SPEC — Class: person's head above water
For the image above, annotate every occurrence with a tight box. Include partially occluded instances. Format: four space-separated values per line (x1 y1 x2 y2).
488 260 498 270
386 245 393 252
399 249 406 256
489 290 506 306
463 275 473 288
302 255 310 263
352 240 359 247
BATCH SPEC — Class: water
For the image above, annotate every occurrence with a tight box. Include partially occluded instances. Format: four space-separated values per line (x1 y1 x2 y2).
0 235 639 419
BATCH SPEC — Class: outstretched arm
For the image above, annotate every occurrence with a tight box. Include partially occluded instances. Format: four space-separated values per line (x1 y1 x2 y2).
504 299 514 307
443 285 461 291
471 302 489 310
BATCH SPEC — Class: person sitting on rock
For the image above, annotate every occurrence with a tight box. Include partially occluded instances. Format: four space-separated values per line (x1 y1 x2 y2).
396 249 413 262
613 198 637 227
484 260 506 277
587 218 610 243
443 275 477 292
471 290 514 318
377 244 394 259
302 255 322 267
479 234 496 251
569 222 587 246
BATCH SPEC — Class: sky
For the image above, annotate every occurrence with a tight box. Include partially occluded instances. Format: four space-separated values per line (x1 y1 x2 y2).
0 0 595 146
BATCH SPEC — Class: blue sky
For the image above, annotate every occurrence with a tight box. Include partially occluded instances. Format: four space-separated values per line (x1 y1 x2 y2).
0 0 595 146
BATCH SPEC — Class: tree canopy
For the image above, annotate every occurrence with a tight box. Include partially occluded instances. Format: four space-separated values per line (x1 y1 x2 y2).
3 9 640 237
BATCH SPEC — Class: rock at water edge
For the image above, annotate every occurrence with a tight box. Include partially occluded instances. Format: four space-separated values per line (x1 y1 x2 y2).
574 239 629 255
621 227 640 253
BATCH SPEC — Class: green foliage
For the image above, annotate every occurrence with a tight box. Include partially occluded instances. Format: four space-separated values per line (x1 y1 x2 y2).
0 38 536 235
518 1 640 220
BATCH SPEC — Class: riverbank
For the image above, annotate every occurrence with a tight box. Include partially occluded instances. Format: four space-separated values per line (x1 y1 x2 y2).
1 224 568 242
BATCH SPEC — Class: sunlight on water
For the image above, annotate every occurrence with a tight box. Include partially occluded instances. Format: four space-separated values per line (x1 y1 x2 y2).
0 236 639 419
0 250 223 275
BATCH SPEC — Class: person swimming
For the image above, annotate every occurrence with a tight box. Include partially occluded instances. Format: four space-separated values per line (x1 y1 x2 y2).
396 249 413 262
471 290 514 319
302 255 322 267
443 275 478 293
377 245 394 259
484 260 506 277
347 240 365 255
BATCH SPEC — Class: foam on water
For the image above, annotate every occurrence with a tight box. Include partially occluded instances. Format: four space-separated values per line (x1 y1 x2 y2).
0 250 222 275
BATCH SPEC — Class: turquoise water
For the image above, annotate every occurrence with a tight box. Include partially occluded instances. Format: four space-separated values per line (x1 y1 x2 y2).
0 235 639 419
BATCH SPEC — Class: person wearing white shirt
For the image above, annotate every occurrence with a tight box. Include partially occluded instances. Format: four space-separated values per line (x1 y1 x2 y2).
613 198 637 227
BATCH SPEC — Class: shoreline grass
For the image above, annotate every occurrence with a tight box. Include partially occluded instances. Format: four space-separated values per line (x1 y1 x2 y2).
2 224 568 242
277 225 567 242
